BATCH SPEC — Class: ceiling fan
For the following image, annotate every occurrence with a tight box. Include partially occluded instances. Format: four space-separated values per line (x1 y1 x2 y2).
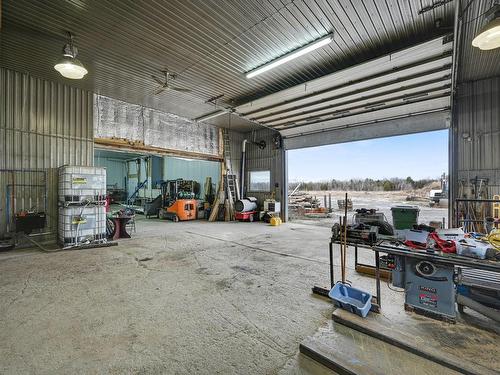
151 70 191 95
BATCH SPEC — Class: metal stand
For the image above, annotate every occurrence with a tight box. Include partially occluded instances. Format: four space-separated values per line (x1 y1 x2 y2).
313 238 381 313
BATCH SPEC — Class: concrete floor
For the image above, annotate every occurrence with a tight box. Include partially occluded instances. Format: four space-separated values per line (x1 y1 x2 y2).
1 219 337 374
1 217 498 374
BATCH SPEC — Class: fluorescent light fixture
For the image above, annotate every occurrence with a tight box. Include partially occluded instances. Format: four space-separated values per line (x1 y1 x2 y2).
54 32 88 79
472 5 500 50
246 33 333 79
195 109 228 122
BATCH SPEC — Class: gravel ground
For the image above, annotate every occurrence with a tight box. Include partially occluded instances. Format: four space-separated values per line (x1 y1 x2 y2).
290 190 448 228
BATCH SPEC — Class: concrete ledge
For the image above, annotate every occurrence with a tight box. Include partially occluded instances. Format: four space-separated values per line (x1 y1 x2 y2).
299 320 460 375
332 308 497 375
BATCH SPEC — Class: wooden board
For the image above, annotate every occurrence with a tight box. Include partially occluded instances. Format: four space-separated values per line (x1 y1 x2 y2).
355 264 391 280
95 138 222 161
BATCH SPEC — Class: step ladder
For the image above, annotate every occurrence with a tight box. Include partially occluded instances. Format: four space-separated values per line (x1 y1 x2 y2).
225 173 239 202
224 173 240 220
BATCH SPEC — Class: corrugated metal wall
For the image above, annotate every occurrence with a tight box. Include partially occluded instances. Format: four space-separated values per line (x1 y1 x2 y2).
0 67 94 240
94 95 220 156
243 128 283 205
455 76 500 195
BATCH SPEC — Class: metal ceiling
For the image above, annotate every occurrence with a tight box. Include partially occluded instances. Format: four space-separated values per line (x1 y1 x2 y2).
0 0 456 132
1 0 495 130
234 36 453 147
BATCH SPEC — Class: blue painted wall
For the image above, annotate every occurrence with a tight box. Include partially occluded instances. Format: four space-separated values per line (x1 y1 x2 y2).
94 157 127 189
164 157 220 199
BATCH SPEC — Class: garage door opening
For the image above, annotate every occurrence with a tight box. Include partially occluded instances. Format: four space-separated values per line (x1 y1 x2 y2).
94 148 220 217
288 130 449 227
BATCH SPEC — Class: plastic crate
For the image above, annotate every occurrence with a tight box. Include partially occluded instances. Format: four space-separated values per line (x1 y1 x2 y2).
328 283 372 318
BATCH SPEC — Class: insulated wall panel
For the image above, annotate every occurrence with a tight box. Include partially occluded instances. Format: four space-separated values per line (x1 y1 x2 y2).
0 67 94 240
94 95 219 156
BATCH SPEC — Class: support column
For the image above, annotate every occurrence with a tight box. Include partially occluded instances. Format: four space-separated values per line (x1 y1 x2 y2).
281 146 288 222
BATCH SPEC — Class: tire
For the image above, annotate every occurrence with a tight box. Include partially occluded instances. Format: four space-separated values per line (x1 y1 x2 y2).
173 215 179 222
0 237 15 252
248 214 254 222
106 218 116 239
378 221 394 235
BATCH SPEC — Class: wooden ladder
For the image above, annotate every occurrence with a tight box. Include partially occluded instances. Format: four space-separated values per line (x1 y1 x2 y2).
209 129 240 222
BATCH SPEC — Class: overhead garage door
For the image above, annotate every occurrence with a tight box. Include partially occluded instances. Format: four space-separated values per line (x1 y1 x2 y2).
235 37 452 150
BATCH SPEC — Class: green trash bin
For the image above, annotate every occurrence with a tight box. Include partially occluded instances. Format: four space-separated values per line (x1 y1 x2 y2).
391 205 420 230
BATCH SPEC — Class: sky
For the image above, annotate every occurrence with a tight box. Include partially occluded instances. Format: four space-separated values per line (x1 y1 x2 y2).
288 130 448 182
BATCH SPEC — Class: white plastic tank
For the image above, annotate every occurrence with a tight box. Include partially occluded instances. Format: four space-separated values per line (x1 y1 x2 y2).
58 205 107 246
59 165 106 205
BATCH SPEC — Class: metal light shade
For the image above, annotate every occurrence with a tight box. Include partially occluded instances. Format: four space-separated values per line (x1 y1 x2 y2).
472 17 500 50
54 55 88 79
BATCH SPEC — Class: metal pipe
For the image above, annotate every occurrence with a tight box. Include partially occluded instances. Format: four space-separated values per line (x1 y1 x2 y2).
281 147 288 222
342 193 348 284
240 139 247 197
449 0 461 227
457 294 500 323
289 182 301 197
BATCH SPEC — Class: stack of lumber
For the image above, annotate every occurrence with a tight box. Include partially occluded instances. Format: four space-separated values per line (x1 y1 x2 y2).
289 192 321 209
289 192 327 217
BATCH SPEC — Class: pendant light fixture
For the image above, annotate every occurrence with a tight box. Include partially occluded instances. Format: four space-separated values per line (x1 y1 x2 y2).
54 32 88 79
472 4 500 50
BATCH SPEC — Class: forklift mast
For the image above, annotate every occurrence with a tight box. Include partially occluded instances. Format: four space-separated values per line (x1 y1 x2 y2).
160 179 200 207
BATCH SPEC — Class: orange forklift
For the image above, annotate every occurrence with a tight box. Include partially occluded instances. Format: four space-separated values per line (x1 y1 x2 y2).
158 179 200 222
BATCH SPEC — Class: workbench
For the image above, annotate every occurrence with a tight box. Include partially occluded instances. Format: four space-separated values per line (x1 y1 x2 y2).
372 240 500 320
316 236 500 317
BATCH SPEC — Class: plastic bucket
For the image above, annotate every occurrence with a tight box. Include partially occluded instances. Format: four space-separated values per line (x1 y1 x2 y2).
328 283 372 318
